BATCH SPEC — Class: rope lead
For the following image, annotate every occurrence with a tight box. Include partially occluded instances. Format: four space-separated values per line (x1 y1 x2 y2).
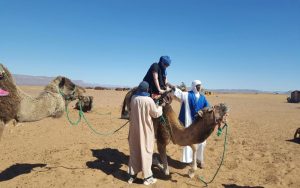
198 123 228 186
64 101 129 136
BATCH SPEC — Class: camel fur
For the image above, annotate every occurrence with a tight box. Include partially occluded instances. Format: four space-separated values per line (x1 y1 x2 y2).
0 64 85 141
74 96 93 112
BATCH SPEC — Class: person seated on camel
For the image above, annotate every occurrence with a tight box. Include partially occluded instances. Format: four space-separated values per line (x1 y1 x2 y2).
143 56 174 100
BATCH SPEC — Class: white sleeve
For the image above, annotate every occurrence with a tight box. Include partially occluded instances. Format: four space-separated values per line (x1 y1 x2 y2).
173 88 186 101
149 99 163 118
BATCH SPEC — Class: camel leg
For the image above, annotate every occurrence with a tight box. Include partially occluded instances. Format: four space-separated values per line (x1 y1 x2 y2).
188 144 198 178
0 120 5 141
157 142 170 175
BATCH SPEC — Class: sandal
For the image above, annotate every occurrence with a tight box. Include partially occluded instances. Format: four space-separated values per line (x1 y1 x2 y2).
143 175 157 185
127 174 137 184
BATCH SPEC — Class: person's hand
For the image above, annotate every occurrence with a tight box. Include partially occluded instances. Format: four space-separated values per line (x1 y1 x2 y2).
194 111 203 119
159 89 166 94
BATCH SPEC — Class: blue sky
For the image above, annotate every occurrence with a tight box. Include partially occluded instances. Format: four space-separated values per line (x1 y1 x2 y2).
0 0 299 91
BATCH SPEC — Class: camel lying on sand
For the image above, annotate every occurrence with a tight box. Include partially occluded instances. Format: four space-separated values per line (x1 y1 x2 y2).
0 64 85 141
121 88 228 178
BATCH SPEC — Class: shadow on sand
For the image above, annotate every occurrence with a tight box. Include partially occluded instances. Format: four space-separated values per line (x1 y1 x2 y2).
286 138 300 144
222 184 264 188
86 148 188 183
86 148 132 183
0 163 46 182
153 153 190 170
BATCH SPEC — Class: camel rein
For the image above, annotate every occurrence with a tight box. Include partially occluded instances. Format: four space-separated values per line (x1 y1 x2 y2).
198 123 228 186
64 100 129 136
159 114 176 144
59 87 77 101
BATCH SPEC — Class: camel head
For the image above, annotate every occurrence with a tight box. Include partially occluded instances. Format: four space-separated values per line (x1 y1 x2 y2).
213 103 229 124
75 96 93 112
45 76 86 101
197 103 229 129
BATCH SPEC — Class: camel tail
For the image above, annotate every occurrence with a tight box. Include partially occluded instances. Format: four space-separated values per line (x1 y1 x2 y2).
121 87 137 120
121 96 129 119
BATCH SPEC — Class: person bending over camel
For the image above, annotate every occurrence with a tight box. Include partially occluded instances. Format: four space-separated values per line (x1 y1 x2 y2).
143 56 174 99
171 80 210 168
127 81 162 185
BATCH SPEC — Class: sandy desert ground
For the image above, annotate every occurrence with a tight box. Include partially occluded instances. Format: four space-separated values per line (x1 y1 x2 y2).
0 86 299 188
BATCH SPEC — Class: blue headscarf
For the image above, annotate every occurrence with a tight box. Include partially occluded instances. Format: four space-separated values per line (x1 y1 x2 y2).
135 81 150 97
158 56 171 77
159 56 171 66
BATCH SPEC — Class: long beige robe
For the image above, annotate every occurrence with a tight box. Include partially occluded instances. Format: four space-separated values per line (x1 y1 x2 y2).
128 95 162 178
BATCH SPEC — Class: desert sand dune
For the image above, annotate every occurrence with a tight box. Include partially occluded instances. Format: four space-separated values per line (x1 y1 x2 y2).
0 87 299 188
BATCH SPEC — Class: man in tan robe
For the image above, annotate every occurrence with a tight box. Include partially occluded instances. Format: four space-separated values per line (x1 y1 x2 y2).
128 81 162 185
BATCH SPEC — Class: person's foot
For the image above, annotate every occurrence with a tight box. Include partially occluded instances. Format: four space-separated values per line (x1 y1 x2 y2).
143 176 157 185
127 174 137 184
0 88 9 96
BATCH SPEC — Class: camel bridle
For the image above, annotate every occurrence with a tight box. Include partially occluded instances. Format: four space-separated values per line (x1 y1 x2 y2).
59 86 77 101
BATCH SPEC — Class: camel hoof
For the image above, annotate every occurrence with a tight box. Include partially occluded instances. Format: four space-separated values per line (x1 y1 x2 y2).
14 122 23 127
121 114 129 120
188 169 195 178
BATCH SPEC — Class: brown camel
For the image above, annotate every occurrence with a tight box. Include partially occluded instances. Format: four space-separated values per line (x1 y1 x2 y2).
0 64 86 141
153 102 228 178
121 88 229 178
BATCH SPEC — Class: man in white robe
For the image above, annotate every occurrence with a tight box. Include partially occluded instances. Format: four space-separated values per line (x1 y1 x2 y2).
128 81 162 185
172 80 210 167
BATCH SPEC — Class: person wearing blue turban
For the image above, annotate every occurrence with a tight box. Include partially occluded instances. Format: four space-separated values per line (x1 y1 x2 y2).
143 56 173 98
127 81 163 185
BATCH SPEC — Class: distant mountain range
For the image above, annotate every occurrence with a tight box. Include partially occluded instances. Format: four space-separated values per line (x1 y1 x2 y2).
13 74 124 88
12 74 290 94
209 89 289 94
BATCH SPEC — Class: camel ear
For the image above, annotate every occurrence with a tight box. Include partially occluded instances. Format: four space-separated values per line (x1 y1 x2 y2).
208 107 214 113
197 110 203 118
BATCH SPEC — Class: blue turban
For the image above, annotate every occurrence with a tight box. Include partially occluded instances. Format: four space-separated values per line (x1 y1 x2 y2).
159 56 171 66
138 81 149 92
